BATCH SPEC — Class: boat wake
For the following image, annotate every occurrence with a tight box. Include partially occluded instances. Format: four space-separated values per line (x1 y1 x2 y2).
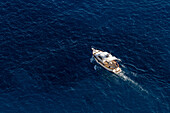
91 56 148 94
117 71 148 94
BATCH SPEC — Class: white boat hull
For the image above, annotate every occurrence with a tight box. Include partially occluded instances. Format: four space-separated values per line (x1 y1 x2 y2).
92 48 122 74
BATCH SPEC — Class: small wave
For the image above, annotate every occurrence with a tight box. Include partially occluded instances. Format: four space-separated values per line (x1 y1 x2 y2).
90 56 94 63
94 65 97 70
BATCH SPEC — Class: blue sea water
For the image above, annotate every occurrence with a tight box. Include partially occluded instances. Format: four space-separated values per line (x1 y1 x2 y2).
0 0 169 112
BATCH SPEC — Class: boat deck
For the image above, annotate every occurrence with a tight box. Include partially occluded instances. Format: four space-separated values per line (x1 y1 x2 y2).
103 60 119 69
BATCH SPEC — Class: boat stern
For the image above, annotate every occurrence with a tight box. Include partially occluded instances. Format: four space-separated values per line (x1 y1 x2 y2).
113 67 122 74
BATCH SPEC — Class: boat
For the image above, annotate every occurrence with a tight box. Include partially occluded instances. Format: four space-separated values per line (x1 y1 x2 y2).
92 48 122 74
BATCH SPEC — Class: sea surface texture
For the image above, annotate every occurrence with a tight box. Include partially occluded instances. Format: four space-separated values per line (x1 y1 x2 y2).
0 0 169 113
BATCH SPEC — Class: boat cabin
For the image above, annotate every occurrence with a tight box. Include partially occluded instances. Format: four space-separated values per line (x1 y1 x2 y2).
95 52 119 69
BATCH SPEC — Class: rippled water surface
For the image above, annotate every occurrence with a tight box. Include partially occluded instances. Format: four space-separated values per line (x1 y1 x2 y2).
0 0 169 112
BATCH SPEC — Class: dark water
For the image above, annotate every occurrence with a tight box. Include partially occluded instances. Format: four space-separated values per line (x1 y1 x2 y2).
0 0 169 112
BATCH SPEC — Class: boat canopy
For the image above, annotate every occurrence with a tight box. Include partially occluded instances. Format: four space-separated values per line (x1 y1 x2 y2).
95 52 118 62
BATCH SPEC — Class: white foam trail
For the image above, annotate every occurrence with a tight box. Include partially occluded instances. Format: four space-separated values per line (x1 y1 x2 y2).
117 71 148 94
120 64 126 68
90 57 148 94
